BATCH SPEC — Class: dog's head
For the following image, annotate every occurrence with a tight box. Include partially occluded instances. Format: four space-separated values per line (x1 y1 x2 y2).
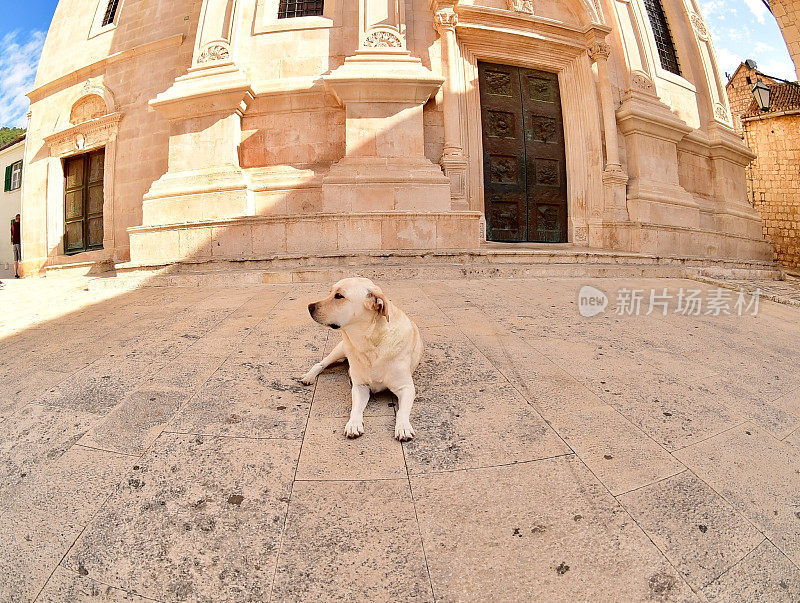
308 277 390 330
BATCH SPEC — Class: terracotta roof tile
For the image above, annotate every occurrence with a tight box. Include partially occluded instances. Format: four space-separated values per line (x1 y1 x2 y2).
743 81 800 117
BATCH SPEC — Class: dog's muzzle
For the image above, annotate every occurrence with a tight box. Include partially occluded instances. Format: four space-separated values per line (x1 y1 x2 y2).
309 302 339 329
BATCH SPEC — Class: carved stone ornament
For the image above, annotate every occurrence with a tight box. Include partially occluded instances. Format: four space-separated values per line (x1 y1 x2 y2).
363 30 403 48
630 70 656 93
44 112 123 158
690 13 709 41
506 0 534 15
434 10 458 30
714 103 729 121
197 42 231 63
588 41 611 62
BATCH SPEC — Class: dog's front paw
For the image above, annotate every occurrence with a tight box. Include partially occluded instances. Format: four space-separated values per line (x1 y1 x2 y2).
344 418 365 438
394 420 415 442
300 365 321 385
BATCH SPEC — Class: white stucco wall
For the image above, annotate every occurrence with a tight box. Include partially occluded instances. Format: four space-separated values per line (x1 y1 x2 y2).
0 138 25 272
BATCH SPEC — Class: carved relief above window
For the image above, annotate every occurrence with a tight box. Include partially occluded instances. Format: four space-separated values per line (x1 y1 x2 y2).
363 30 403 48
70 95 108 125
690 13 709 41
197 42 231 64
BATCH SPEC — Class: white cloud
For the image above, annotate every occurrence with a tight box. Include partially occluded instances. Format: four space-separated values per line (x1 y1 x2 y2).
0 30 46 127
758 57 797 80
742 0 768 23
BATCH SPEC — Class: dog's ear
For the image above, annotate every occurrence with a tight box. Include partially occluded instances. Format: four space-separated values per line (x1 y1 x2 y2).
366 289 390 321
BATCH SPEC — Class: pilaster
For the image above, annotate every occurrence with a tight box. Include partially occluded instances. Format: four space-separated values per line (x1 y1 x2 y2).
143 0 254 228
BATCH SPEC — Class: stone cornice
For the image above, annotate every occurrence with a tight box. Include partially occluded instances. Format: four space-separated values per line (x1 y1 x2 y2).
43 112 123 157
28 34 185 104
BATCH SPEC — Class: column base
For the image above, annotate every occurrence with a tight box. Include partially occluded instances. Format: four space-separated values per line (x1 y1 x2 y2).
322 156 451 213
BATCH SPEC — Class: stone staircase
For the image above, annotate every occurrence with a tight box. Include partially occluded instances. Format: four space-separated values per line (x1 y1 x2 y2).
78 245 784 290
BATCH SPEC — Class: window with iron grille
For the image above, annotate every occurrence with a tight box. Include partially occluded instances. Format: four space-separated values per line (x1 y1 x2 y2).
643 0 681 76
101 0 121 26
277 0 324 19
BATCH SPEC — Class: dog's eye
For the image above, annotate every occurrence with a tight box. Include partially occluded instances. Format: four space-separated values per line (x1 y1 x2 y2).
334 293 344 299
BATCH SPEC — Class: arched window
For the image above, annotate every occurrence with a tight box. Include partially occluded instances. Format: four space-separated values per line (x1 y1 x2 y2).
278 0 324 19
101 0 122 27
643 0 681 76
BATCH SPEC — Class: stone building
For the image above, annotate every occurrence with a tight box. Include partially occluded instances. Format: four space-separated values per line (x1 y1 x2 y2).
1 135 25 274
20 0 771 275
727 61 800 271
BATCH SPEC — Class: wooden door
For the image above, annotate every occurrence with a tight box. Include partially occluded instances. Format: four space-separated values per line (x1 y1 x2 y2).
479 62 568 242
64 149 105 254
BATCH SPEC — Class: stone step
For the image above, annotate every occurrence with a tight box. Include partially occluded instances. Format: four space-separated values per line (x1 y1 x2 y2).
84 248 784 290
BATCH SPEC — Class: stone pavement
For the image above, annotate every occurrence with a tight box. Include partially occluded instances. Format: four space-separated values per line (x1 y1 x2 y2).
1 275 799 602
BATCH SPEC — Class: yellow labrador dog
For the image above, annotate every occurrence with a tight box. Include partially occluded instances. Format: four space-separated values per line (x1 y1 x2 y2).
300 277 423 441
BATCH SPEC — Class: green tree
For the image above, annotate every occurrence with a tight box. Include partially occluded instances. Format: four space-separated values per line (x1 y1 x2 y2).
0 127 26 147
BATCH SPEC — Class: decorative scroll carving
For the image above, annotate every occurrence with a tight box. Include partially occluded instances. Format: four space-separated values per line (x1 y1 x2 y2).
434 9 458 31
197 42 230 63
630 70 656 93
714 103 729 121
506 0 534 15
363 30 402 48
690 13 708 41
588 41 611 62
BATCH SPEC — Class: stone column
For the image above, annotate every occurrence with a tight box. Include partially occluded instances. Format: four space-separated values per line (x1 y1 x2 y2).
433 6 468 210
588 39 629 224
142 0 254 228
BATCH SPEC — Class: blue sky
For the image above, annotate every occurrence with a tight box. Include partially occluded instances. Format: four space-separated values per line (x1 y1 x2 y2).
0 0 795 127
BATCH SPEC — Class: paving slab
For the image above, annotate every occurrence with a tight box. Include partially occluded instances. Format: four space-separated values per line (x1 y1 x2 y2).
552 404 686 495
78 389 190 456
167 365 312 439
411 456 695 601
674 423 800 566
308 362 397 418
702 539 800 601
37 566 149 602
63 433 300 601
36 355 170 415
0 445 132 601
271 479 433 601
403 382 570 474
0 403 99 509
295 415 406 480
618 470 765 591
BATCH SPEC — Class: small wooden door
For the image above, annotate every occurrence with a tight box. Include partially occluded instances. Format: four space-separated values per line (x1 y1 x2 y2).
478 62 568 242
64 149 105 254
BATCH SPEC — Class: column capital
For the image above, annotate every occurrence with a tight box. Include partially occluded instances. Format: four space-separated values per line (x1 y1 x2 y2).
588 41 611 62
434 9 458 34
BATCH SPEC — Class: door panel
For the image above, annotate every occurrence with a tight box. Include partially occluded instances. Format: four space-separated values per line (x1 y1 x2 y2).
479 62 568 243
63 149 105 254
479 63 527 242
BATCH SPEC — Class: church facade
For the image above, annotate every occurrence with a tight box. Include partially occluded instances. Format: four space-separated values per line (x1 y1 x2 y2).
21 0 771 274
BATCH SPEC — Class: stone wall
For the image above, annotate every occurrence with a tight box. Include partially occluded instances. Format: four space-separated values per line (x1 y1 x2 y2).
743 113 800 270
770 0 800 80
